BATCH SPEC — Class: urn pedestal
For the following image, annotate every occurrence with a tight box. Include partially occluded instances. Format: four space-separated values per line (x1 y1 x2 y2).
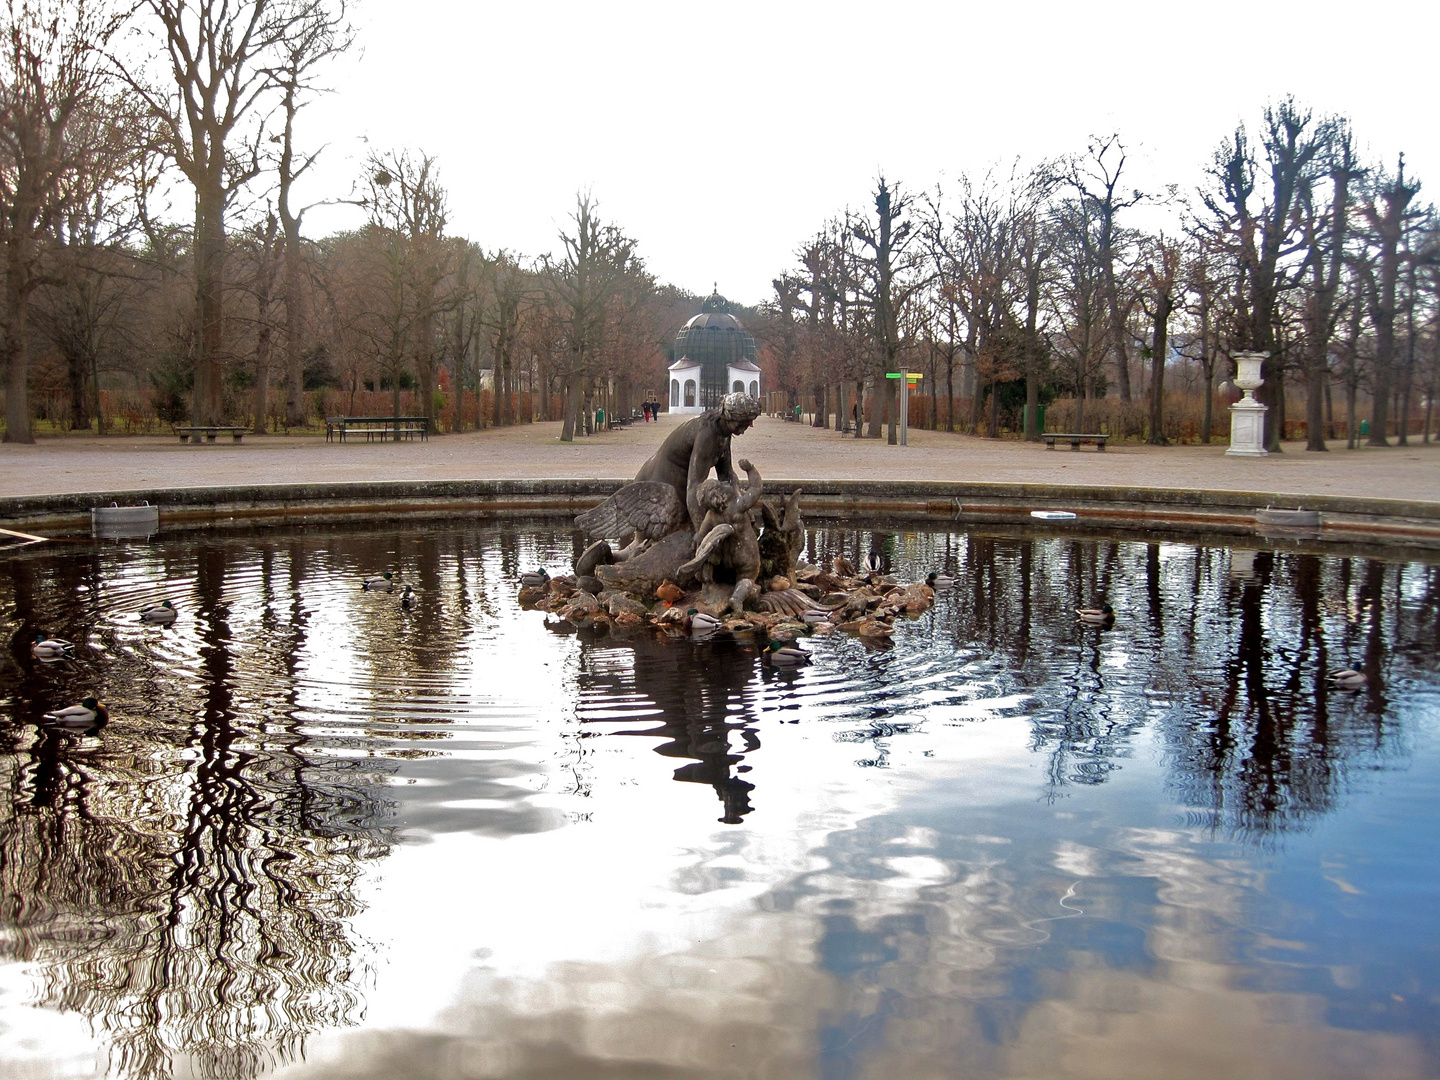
1226 351 1269 457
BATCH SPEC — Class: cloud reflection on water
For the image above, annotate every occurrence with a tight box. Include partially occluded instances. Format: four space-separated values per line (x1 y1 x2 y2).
0 522 1435 1079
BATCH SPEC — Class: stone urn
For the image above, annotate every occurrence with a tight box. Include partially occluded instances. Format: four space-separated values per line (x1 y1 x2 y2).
1226 351 1269 457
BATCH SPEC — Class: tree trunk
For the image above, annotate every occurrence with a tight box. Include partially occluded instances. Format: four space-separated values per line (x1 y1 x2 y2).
251 324 271 435
1147 294 1172 445
194 181 227 429
2 263 34 443
68 346 91 431
560 370 580 441
282 222 305 428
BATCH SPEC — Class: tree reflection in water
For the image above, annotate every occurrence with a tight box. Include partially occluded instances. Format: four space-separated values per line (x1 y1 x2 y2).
0 522 1435 1079
0 539 396 1080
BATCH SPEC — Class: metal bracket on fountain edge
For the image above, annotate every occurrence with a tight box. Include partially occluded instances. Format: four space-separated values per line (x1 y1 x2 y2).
1254 506 1321 534
92 501 159 539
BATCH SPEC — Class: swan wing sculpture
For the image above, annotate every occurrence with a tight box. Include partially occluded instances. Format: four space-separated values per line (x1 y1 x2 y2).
575 482 688 544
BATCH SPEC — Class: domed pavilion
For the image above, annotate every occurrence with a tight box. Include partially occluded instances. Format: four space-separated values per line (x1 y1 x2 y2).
668 291 761 414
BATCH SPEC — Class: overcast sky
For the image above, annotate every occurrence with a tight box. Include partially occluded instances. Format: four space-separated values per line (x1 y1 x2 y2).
297 0 1439 305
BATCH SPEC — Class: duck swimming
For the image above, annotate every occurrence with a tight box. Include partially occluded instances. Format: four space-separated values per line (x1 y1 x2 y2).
766 641 811 666
140 600 177 624
1329 668 1368 690
688 609 721 632
31 634 75 659
863 551 884 574
43 697 108 727
520 569 550 588
926 572 956 590
1076 603 1115 625
362 572 395 592
400 584 416 610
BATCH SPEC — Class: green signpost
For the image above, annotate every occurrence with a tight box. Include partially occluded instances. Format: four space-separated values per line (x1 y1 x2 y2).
886 371 923 445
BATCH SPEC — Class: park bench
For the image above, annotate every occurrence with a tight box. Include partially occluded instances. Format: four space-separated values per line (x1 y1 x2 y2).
1042 432 1109 451
174 425 248 443
325 416 429 443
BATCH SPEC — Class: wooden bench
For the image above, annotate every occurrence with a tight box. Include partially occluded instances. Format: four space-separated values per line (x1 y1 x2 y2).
1043 432 1109 451
174 425 248 443
325 416 430 442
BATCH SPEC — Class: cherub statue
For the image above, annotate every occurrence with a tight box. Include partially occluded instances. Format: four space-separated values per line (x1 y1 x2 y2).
678 458 764 613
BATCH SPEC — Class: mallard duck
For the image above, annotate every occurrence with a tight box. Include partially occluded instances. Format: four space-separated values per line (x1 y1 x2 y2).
400 584 416 610
31 633 75 659
140 600 177 624
1329 668 1368 690
43 697 108 727
926 572 956 590
688 609 721 632
766 641 811 666
799 609 831 625
1076 603 1115 625
362 572 395 592
832 555 855 577
863 551 884 574
520 569 550 588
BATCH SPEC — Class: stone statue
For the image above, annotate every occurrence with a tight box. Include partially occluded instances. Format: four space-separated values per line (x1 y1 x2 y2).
678 459 764 613
575 393 763 589
758 488 805 582
633 392 763 531
573 481 688 567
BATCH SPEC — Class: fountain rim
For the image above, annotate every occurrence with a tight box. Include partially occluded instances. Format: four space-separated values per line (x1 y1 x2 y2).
2 478 1439 550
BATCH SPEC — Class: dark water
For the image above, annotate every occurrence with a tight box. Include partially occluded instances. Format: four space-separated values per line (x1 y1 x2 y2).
0 522 1437 1080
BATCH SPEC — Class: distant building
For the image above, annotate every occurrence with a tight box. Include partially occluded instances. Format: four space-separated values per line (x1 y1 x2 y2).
668 291 761 414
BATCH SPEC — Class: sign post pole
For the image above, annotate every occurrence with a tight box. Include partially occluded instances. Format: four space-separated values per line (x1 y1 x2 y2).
886 371 922 446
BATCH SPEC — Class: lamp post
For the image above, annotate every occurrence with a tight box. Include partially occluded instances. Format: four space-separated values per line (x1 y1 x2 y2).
1226 351 1269 457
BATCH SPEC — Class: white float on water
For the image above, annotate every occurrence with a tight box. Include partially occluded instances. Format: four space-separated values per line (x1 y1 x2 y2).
1030 511 1077 521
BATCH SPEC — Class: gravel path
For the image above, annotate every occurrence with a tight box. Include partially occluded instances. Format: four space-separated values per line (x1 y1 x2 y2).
3 415 1437 503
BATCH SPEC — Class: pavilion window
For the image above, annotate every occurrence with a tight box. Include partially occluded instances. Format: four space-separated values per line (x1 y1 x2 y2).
684 380 696 407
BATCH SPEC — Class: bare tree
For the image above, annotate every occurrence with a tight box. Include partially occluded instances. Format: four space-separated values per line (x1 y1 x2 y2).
1139 233 1182 444
544 193 636 443
1358 157 1421 446
1 0 118 442
1295 122 1360 451
365 149 450 427
852 176 919 443
272 0 352 428
1066 135 1143 404
1203 100 1325 450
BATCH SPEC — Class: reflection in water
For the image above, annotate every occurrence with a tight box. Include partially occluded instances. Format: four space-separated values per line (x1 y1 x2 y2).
0 522 1437 1079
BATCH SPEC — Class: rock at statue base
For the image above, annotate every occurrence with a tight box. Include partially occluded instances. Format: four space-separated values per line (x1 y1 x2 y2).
614 610 645 628
608 595 649 619
595 530 696 597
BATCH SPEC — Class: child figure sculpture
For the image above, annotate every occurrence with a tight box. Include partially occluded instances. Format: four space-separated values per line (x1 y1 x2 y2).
679 458 764 614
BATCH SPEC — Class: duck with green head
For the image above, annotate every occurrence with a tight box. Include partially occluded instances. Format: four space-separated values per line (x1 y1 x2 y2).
140 600 177 624
766 641 811 666
44 697 108 727
1076 603 1114 626
31 633 75 660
